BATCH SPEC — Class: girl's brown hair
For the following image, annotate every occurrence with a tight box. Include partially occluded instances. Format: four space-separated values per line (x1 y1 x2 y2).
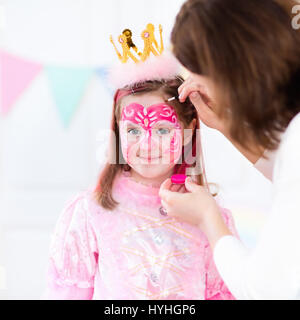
93 77 208 210
171 0 300 154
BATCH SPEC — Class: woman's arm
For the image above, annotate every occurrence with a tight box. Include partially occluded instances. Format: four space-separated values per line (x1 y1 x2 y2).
160 160 300 299
205 208 238 300
159 113 300 299
214 114 300 299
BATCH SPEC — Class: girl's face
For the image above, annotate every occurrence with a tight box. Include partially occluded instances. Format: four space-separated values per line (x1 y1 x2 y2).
119 92 194 179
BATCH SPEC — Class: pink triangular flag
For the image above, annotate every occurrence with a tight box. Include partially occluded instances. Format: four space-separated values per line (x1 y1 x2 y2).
0 50 43 115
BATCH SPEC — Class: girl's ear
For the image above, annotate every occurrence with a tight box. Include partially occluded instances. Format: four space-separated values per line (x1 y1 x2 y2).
183 118 196 146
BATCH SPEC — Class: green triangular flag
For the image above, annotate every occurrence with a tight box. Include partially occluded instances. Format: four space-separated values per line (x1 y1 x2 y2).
46 66 93 127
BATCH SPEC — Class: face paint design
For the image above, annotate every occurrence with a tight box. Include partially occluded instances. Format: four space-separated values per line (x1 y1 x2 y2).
120 103 182 165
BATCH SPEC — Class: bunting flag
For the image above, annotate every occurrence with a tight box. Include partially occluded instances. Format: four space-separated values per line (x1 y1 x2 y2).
95 66 114 96
0 50 43 115
45 66 93 127
95 66 108 81
0 49 111 126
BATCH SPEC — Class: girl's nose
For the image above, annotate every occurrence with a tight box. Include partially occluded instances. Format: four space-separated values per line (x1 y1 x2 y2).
139 131 152 153
138 132 162 160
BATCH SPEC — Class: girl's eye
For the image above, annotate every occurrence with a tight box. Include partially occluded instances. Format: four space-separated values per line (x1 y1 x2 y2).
156 128 170 135
128 128 141 135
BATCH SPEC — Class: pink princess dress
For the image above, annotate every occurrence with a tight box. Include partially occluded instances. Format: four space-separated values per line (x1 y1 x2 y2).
43 170 237 300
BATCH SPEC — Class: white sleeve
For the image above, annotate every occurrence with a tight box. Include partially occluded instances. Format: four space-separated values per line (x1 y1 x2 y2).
214 114 300 299
253 148 278 181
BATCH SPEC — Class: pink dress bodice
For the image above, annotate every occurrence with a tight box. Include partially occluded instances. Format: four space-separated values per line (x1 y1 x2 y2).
44 171 237 300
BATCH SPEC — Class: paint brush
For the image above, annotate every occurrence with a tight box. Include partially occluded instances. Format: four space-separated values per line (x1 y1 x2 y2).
166 96 177 102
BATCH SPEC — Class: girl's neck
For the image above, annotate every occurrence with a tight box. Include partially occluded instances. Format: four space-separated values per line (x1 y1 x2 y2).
129 168 174 188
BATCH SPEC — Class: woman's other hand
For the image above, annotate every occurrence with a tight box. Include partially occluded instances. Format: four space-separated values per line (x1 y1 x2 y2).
159 177 232 249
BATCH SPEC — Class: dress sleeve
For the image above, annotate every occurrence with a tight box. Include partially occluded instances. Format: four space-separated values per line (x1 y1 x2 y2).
213 114 300 299
205 207 238 300
43 193 98 300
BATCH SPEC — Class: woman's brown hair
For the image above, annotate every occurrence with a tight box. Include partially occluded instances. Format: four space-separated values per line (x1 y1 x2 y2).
93 77 209 210
171 0 300 154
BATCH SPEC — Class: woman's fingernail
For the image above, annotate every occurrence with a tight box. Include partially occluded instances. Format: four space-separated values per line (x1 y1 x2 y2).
190 92 199 99
187 177 195 183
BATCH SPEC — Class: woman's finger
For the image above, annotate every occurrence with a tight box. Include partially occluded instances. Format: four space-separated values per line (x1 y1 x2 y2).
184 177 203 193
159 179 174 202
160 200 170 213
179 84 207 103
161 196 184 219
170 184 187 193
189 91 224 131
170 184 183 192
187 91 215 124
159 188 174 204
178 74 216 106
178 77 193 94
161 199 168 208
159 178 172 193
159 186 187 208
189 91 212 116
178 77 199 100
178 185 187 193
179 85 198 102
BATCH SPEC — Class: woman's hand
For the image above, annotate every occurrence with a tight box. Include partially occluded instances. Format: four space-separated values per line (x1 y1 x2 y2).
178 73 226 134
159 177 232 249
178 73 264 164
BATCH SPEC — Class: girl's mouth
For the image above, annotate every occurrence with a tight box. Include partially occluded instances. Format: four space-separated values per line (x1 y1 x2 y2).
138 156 162 161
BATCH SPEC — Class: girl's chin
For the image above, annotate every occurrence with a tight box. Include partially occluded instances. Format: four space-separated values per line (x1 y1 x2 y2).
128 156 180 165
138 160 164 165
130 164 175 178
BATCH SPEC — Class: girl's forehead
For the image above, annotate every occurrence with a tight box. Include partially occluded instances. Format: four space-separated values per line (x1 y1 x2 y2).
120 92 169 109
122 102 175 114
120 102 181 129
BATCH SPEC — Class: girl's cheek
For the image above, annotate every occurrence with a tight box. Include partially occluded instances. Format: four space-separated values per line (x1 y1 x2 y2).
120 131 130 162
170 130 182 154
171 130 183 163
119 124 136 162
161 129 182 163
121 134 142 164
121 139 136 164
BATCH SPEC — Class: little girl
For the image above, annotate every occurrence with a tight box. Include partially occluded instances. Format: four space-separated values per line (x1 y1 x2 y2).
43 25 238 300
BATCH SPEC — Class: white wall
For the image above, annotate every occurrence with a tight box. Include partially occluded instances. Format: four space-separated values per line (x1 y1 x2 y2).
0 0 272 299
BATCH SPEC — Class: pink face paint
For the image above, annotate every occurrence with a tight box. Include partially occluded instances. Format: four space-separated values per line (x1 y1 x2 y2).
121 103 180 130
119 103 182 165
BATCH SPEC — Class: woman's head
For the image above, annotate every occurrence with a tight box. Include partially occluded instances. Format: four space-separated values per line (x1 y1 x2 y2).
171 0 300 153
94 77 206 210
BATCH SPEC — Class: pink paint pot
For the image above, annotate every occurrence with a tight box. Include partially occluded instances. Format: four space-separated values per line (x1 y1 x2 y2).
171 174 187 185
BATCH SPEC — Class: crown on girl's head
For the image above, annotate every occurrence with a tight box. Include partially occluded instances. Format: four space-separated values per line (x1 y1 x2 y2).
108 23 180 89
109 23 164 64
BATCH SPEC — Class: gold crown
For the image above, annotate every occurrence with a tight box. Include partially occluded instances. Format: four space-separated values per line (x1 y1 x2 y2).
110 23 164 64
